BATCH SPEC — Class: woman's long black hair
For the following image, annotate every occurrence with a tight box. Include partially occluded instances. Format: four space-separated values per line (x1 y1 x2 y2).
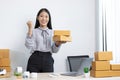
35 8 52 29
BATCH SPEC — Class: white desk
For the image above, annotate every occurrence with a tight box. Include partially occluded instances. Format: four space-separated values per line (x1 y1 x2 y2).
0 73 120 80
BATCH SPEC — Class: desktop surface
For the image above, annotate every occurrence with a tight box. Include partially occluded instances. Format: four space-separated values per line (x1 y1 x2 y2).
0 73 120 80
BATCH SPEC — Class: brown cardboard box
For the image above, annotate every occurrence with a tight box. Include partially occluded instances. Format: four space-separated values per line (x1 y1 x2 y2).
110 64 120 70
94 51 112 61
90 70 112 77
53 35 72 42
110 71 120 76
0 66 11 72
0 58 10 66
90 70 120 77
92 61 110 70
54 30 70 36
0 49 9 58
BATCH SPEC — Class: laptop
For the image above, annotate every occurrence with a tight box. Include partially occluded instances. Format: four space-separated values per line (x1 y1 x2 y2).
67 55 89 72
61 58 93 76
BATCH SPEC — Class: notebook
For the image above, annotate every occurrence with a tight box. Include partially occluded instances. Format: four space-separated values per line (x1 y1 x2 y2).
61 58 93 76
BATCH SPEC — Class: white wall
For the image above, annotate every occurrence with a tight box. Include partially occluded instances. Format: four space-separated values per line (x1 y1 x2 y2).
0 0 95 72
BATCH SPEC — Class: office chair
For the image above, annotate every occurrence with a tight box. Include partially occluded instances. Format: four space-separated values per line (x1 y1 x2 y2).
67 55 89 72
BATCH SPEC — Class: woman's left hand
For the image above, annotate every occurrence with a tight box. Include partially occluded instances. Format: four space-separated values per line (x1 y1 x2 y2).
55 41 67 47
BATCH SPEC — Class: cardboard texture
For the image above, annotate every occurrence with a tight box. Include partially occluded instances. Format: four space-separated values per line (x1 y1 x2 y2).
0 49 9 58
110 71 120 76
94 51 113 61
90 70 120 77
110 64 120 70
92 61 110 70
90 70 112 77
0 49 11 77
0 58 10 67
53 35 72 42
54 30 70 36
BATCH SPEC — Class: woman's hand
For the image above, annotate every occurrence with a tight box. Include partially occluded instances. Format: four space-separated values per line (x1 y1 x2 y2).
27 21 33 29
55 41 67 47
26 21 33 37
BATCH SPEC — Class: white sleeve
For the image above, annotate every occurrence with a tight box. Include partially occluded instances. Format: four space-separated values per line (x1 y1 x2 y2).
25 30 36 50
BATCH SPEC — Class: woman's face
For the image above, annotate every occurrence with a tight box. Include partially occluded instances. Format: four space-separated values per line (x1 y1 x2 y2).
38 11 49 28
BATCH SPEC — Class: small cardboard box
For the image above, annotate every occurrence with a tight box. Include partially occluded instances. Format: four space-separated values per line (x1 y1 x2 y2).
92 61 110 70
90 70 112 77
54 30 70 36
0 66 11 72
110 64 120 70
0 58 10 66
94 51 112 61
53 35 72 42
0 49 9 58
110 70 120 76
90 70 120 77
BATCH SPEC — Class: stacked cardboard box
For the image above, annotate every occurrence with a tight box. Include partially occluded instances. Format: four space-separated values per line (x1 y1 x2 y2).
53 30 72 42
90 51 120 77
0 49 11 73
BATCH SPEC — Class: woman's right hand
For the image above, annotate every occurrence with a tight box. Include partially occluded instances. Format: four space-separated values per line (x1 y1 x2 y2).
55 41 67 47
26 21 33 37
27 21 33 29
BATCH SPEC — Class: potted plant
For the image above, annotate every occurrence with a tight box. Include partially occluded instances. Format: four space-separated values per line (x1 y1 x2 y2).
84 67 90 78
14 72 22 79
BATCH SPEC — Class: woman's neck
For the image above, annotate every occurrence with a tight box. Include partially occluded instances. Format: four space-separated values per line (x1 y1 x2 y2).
40 25 47 29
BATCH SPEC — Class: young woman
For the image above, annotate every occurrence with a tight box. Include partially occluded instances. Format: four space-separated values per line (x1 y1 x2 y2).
25 8 66 73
